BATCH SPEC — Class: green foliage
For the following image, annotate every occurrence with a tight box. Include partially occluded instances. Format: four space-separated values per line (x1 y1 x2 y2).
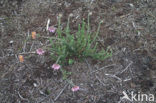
68 59 74 65
61 68 72 80
49 14 112 65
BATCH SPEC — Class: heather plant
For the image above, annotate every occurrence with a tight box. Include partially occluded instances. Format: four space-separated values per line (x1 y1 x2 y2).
50 14 112 64
49 14 112 79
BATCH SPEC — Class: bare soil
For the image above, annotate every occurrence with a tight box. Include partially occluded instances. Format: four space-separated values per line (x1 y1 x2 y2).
0 0 156 103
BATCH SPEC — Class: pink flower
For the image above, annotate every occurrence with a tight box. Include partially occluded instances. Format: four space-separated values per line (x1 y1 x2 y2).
71 86 80 92
36 48 45 55
52 64 60 70
48 26 56 33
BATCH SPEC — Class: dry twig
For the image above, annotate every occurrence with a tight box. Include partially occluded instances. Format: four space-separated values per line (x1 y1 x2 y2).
54 83 68 101
91 64 116 73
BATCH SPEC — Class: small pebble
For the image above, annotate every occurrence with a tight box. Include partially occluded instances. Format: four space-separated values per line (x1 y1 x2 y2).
33 83 37 87
9 40 14 44
129 3 134 8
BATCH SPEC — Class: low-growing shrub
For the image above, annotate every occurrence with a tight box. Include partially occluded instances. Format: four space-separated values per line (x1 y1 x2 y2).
49 14 112 66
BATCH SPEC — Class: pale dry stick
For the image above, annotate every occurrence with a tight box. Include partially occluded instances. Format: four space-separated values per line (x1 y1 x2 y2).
54 83 68 101
85 59 92 73
95 75 106 86
23 30 30 52
0 22 4 45
38 83 68 103
40 77 43 88
39 41 43 46
133 47 144 52
19 51 36 55
16 65 25 71
105 73 122 82
123 78 131 82
29 41 35 52
128 64 134 81
46 18 50 31
119 13 131 18
46 18 50 35
18 91 29 102
115 61 133 76
23 39 26 52
24 63 33 71
132 21 136 29
91 64 116 74
146 12 156 19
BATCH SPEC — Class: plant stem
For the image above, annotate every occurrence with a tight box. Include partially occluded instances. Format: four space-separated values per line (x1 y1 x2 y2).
56 55 62 64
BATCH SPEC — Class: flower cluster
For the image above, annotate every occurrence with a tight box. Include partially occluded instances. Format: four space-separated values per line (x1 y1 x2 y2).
71 86 80 92
36 48 45 55
32 31 36 39
48 26 56 33
19 55 24 62
52 63 60 70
